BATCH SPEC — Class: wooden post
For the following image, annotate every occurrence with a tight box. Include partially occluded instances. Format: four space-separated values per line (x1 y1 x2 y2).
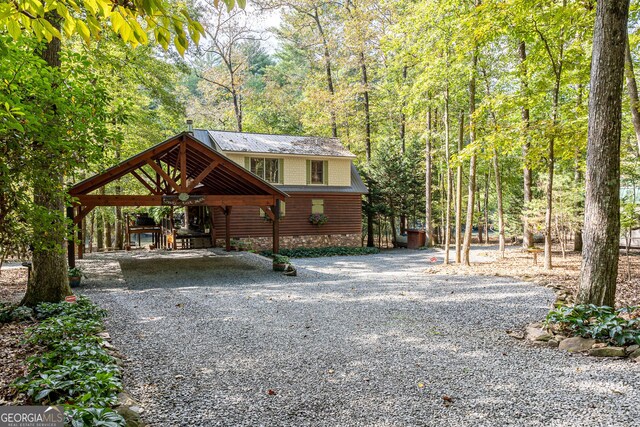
77 207 83 259
170 207 177 250
125 213 130 249
67 207 75 268
272 200 280 254
209 206 216 247
224 206 232 251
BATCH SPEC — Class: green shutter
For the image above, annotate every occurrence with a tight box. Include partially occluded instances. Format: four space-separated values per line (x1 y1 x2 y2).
323 160 328 185
306 159 311 185
278 158 284 184
244 157 251 171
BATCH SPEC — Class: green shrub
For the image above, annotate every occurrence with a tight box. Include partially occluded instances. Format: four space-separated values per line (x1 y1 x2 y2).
65 407 124 427
35 296 106 320
12 297 125 427
14 359 121 407
68 267 84 277
262 246 379 258
272 254 290 264
0 304 34 323
545 304 640 346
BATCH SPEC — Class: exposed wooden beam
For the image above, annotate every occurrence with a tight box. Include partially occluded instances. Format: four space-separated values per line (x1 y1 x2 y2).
260 205 275 221
146 160 181 193
75 195 277 207
187 161 219 192
272 201 280 254
73 205 95 224
138 167 163 193
131 170 162 195
69 137 180 195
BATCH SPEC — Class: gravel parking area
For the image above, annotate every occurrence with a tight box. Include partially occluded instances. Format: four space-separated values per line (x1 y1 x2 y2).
79 248 640 426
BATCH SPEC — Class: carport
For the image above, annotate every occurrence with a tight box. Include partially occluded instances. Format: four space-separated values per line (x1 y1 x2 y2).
67 132 287 267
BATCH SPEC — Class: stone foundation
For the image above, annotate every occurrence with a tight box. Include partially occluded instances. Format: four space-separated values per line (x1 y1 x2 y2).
214 234 362 251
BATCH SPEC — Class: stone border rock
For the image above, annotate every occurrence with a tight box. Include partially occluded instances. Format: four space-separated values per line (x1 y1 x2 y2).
512 324 640 362
100 332 146 427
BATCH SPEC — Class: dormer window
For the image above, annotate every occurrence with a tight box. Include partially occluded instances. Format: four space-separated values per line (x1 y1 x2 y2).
245 157 283 184
307 160 328 185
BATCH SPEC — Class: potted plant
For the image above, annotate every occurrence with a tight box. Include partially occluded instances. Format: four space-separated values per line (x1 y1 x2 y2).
272 254 290 271
309 213 328 226
68 267 84 288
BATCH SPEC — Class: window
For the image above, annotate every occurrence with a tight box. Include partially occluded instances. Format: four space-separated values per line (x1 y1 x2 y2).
246 157 283 184
311 199 324 214
307 160 328 185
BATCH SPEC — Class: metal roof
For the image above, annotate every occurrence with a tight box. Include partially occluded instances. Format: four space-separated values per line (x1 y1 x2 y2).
193 129 356 158
278 164 368 194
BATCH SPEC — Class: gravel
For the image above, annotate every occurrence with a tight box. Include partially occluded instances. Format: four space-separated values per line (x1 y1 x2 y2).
79 248 640 426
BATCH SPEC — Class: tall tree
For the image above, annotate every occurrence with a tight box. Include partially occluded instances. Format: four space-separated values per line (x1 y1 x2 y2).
577 0 630 306
462 51 478 267
519 40 534 249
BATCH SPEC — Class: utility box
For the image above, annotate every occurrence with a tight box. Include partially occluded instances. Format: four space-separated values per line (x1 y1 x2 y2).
407 229 426 249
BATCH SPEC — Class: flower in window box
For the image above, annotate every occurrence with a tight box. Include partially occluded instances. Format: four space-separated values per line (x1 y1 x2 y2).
309 213 328 226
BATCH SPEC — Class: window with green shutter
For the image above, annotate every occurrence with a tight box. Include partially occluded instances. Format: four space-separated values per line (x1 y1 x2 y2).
308 160 328 185
246 157 283 184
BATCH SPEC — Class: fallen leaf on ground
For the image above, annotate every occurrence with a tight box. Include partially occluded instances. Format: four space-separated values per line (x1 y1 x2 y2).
267 389 277 395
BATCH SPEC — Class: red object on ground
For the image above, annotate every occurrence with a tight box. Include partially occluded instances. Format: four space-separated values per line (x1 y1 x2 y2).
430 257 438 263
65 295 77 303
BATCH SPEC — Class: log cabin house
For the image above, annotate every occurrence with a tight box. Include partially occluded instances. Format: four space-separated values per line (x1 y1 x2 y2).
192 129 367 250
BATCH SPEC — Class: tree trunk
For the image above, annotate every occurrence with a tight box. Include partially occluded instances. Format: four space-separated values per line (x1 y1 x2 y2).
624 32 640 156
361 51 375 247
493 149 505 257
400 65 408 153
444 90 453 265
455 111 464 263
484 170 490 244
425 106 433 246
577 0 629 307
96 209 104 251
232 88 242 132
519 41 534 249
462 51 478 266
312 8 338 138
21 12 71 305
114 148 123 250
476 188 483 244
104 215 112 250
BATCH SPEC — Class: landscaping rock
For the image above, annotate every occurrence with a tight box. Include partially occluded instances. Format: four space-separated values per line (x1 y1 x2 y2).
629 348 640 360
591 342 607 349
589 347 626 358
625 345 639 355
506 330 525 340
526 326 552 342
116 406 144 427
558 337 595 353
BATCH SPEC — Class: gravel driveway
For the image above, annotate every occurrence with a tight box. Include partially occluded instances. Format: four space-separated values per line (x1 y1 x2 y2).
79 249 640 426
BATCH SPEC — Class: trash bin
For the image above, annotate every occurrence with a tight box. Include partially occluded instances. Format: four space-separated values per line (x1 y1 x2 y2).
407 229 426 249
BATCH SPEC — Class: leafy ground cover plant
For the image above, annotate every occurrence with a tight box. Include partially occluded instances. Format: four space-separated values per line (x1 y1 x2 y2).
0 303 34 323
272 254 290 264
545 304 640 346
262 246 379 258
12 296 125 426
